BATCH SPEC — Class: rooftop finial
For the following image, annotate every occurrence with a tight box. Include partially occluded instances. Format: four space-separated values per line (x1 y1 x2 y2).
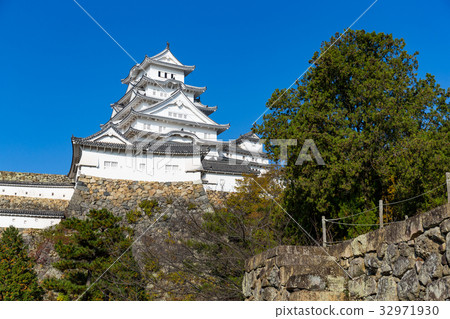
166 41 170 49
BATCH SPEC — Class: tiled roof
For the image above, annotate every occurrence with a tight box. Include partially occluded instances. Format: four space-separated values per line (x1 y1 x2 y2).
0 180 74 187
201 159 259 175
221 143 268 158
0 209 65 219
72 137 210 156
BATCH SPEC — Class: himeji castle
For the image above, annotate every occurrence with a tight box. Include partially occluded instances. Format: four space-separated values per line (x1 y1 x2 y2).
68 43 269 192
0 44 269 229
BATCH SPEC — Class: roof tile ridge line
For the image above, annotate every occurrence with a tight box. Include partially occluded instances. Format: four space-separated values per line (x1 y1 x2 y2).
147 58 195 69
73 139 210 155
122 50 195 84
112 87 135 106
147 46 193 67
106 92 158 126
121 55 147 83
174 90 227 127
141 75 207 92
76 123 129 144
193 101 218 109
113 87 182 123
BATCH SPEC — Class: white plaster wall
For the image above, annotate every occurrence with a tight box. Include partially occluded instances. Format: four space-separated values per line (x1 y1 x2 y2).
239 140 264 153
202 173 242 192
0 215 61 229
148 65 185 82
0 184 74 200
78 149 203 183
134 119 217 141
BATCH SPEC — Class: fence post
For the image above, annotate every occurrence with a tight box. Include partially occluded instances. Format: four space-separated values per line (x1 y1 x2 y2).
379 199 383 228
322 216 326 247
447 172 450 204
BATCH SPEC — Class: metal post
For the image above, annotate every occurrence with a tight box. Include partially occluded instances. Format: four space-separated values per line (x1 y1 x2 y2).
405 215 408 220
322 216 326 247
379 200 383 228
446 172 450 204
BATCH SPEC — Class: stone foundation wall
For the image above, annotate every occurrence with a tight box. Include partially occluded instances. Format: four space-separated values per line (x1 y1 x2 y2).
0 195 69 211
0 171 73 184
66 175 213 218
244 203 450 301
206 190 230 207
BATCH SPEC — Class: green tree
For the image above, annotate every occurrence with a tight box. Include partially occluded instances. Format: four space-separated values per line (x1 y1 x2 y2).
255 30 450 241
43 209 149 301
0 226 43 301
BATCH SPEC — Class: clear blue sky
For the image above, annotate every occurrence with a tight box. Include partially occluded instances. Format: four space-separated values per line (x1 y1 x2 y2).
1 0 449 174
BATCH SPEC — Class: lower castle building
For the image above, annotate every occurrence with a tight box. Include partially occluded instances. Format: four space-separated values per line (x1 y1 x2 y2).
0 44 269 229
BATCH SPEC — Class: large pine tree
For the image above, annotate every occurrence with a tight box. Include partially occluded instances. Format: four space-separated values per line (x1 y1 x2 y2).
43 209 149 301
0 226 43 301
255 29 450 241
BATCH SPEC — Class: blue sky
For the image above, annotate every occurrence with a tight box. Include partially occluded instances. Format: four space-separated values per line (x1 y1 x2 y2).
0 0 449 174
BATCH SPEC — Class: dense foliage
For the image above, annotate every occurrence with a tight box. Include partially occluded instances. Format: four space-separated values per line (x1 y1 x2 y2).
254 30 450 241
0 227 43 301
43 209 149 300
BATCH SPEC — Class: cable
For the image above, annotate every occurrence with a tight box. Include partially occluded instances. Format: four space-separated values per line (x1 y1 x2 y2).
326 206 378 222
383 182 447 206
327 220 396 227
325 239 350 245
326 181 447 222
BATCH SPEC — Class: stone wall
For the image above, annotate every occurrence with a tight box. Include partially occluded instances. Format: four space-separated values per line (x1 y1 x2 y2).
66 175 213 219
205 190 230 207
244 203 450 301
243 246 348 301
0 195 69 211
0 171 73 184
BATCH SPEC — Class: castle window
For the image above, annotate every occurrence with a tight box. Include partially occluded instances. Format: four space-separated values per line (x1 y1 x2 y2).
104 161 118 168
139 163 146 171
159 126 164 133
165 72 168 78
158 71 161 77
171 74 175 79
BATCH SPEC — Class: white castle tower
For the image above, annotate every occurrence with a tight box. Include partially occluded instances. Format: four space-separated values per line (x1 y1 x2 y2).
68 44 269 191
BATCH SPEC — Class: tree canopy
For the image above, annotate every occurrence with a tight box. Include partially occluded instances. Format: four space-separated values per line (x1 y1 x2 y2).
254 29 450 241
43 209 149 300
0 227 43 301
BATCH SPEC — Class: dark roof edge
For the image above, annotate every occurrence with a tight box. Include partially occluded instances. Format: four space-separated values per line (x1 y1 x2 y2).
0 209 65 219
